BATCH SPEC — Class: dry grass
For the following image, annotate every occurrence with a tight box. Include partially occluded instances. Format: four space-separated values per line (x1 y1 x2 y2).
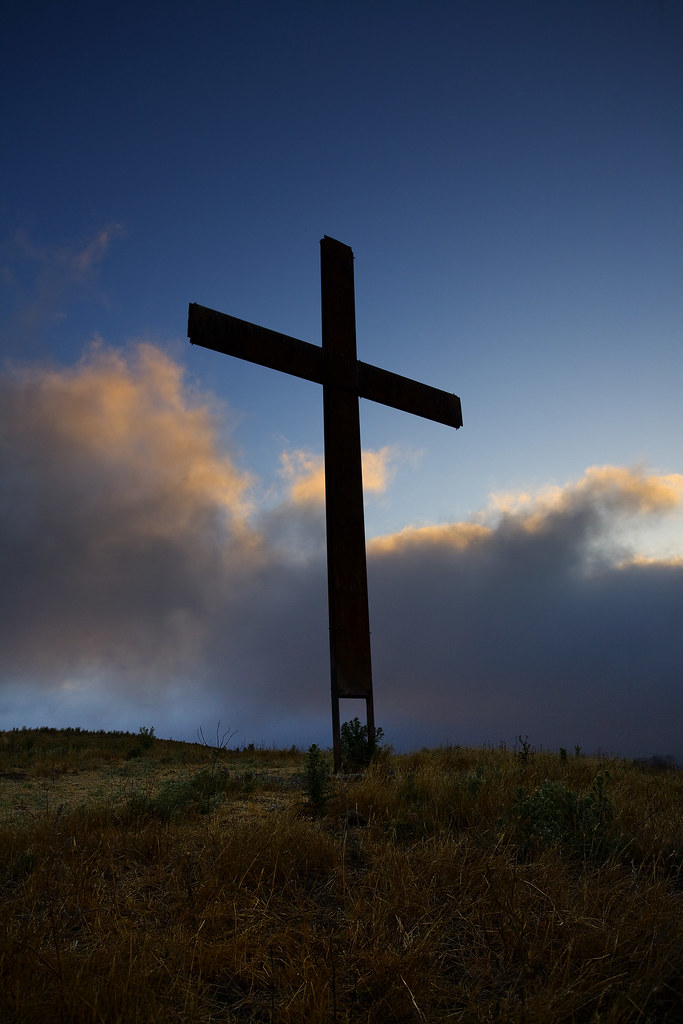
1 729 682 1022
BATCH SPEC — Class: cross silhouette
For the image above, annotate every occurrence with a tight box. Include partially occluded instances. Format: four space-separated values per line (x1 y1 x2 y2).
188 236 462 770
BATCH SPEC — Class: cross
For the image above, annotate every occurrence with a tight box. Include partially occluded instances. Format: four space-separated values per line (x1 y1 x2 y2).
188 237 462 771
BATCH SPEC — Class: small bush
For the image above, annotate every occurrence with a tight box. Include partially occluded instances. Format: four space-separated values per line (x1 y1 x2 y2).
120 766 243 822
138 725 155 750
508 772 616 861
340 717 384 771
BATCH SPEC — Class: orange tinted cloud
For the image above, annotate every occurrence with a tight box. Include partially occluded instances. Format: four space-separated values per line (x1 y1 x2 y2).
617 553 683 568
1 340 265 683
574 465 683 513
10 341 255 541
279 449 325 503
361 446 395 493
368 465 682 559
369 521 490 555
280 445 396 504
489 465 683 533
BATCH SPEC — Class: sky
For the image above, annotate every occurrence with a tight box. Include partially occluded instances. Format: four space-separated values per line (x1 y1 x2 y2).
1 0 682 759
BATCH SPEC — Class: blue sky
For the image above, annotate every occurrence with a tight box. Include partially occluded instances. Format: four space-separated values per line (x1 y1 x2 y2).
1 1 682 757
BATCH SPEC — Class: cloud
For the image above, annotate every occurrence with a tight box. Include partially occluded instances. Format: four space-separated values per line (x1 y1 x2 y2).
279 449 325 504
369 522 491 555
1 225 124 336
1 343 682 759
489 466 683 527
66 226 124 278
366 468 683 758
279 445 396 504
0 342 259 690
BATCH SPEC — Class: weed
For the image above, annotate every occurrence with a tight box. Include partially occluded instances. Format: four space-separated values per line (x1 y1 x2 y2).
516 734 535 766
195 721 238 799
196 722 238 764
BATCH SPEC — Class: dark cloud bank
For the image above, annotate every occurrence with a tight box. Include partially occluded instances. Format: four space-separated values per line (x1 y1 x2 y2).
2 344 682 760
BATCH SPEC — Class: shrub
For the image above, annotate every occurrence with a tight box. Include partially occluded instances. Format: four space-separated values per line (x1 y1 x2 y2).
340 717 384 772
508 772 616 861
118 765 254 822
138 725 155 750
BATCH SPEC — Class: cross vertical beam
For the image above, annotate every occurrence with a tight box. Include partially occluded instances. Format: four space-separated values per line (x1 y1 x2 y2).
320 238 374 770
187 237 462 775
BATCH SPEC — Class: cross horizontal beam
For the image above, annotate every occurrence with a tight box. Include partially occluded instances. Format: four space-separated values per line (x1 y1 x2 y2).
188 302 463 429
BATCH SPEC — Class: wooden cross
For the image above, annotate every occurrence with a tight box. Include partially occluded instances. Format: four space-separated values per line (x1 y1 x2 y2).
188 237 462 770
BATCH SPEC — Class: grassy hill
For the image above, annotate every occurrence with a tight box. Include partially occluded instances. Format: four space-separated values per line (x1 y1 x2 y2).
1 728 681 1023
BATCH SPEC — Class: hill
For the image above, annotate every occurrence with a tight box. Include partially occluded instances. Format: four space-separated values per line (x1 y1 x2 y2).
1 728 681 1022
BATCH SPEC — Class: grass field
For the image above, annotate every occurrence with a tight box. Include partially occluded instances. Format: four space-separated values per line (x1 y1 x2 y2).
1 727 681 1023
